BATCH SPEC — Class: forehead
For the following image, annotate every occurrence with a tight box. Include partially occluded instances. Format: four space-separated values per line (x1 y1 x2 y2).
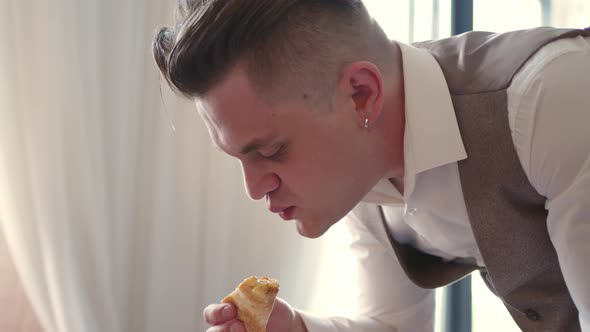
196 66 281 153
201 66 270 120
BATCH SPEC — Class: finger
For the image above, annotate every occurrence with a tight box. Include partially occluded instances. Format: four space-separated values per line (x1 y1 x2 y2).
203 303 237 325
206 319 244 332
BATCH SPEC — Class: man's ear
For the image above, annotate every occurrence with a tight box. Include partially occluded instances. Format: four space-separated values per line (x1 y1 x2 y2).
332 61 384 127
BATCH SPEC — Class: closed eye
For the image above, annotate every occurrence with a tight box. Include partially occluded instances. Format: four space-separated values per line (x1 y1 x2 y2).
258 144 286 161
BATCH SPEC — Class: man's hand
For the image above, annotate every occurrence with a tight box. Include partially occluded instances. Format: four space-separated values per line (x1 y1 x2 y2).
203 302 243 332
203 297 307 332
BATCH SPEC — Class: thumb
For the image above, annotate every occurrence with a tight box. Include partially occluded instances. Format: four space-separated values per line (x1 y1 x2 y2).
266 297 296 332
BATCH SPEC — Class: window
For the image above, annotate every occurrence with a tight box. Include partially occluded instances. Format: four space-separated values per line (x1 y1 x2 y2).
364 0 452 43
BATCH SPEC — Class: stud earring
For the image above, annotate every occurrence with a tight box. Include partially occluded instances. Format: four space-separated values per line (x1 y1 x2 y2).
364 118 369 129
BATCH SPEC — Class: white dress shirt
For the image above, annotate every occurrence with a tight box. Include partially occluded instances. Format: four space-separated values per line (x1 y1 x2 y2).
298 35 590 331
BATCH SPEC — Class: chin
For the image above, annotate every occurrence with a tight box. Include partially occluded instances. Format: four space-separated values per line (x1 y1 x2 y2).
294 218 334 239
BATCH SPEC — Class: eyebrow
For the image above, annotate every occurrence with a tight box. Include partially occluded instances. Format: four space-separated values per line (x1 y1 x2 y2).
239 135 277 155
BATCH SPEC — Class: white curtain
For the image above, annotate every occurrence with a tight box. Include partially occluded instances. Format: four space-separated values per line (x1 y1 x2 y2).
0 1 353 331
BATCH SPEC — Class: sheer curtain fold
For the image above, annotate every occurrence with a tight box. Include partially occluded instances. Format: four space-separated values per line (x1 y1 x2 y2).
0 1 331 331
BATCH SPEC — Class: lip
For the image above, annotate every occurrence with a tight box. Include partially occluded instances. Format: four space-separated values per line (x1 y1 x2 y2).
278 206 295 220
268 205 289 213
268 204 295 219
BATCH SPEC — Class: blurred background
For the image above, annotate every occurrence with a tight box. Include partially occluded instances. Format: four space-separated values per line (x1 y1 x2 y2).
0 0 588 331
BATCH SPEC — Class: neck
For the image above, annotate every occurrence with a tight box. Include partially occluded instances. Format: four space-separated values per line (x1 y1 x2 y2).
379 41 405 180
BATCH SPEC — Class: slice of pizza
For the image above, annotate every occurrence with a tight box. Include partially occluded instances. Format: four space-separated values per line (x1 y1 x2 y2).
222 276 280 332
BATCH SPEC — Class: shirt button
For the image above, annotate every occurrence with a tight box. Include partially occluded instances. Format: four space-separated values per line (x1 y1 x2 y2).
525 309 541 321
407 208 417 216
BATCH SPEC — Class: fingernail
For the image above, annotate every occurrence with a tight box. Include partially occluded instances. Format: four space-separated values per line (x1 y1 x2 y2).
222 305 232 319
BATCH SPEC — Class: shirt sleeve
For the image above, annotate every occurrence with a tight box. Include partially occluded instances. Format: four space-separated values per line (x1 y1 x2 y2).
511 37 590 331
297 205 435 332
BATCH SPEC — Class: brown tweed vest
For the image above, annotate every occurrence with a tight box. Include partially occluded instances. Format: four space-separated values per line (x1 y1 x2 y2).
382 27 590 331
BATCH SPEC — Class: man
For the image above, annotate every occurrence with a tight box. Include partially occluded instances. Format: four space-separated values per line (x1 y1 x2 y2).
152 0 590 331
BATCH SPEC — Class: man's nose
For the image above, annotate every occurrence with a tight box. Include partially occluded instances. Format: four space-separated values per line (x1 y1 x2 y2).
241 162 280 200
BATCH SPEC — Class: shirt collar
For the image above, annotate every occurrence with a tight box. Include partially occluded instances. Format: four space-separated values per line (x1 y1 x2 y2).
362 42 467 205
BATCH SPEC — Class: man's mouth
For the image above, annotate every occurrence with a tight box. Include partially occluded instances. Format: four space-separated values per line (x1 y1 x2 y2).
268 204 295 220
267 194 296 220
277 206 295 220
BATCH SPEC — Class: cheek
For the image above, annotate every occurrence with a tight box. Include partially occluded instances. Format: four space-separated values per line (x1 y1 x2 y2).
281 121 362 194
289 141 351 188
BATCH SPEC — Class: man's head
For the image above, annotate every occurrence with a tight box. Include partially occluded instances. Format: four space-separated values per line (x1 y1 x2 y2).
153 0 404 238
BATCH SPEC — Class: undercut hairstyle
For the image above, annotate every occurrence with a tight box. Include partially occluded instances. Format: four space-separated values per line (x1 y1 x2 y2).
153 0 393 103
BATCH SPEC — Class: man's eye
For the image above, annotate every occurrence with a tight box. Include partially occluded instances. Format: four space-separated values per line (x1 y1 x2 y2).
258 145 285 161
